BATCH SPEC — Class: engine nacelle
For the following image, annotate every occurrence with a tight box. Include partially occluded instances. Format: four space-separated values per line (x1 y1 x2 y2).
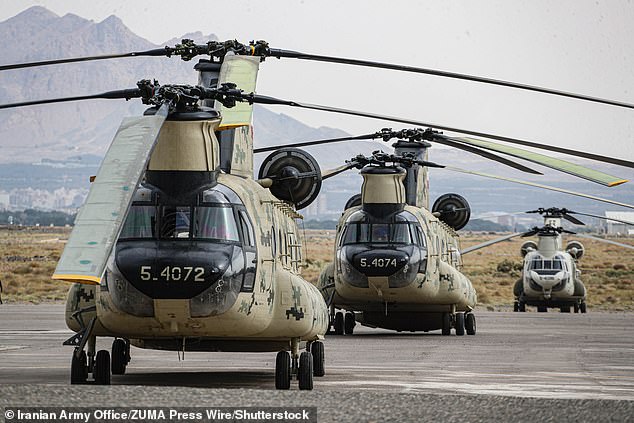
520 241 537 257
258 148 322 209
432 193 470 230
566 241 585 260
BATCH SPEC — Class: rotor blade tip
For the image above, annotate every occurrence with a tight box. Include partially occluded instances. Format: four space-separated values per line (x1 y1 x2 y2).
608 179 628 187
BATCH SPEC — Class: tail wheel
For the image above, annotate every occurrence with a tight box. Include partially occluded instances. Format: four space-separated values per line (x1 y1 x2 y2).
70 350 88 385
344 312 355 335
580 302 587 313
574 303 580 313
94 350 111 385
441 313 451 335
311 341 325 377
275 351 291 390
465 313 476 335
333 312 344 335
455 313 465 336
111 339 128 375
298 352 314 390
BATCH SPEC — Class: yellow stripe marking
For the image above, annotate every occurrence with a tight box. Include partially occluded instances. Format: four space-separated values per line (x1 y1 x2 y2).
52 274 100 285
608 179 628 187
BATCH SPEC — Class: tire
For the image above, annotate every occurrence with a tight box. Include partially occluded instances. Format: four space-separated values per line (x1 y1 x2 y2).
580 302 587 313
94 350 111 385
333 312 344 335
455 313 465 336
298 351 314 390
344 312 355 335
513 301 519 312
275 351 291 390
537 306 547 313
574 303 580 313
70 350 87 384
560 306 571 313
466 313 476 335
111 339 127 375
441 313 451 336
519 301 526 312
311 341 325 377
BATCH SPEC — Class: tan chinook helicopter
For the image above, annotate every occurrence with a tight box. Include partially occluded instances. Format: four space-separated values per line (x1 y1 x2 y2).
2 39 634 380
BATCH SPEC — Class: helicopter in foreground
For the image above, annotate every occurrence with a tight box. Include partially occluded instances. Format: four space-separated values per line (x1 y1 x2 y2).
3 38 634 381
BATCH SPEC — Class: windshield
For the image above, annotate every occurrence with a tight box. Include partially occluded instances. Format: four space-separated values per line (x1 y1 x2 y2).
342 222 415 245
529 256 566 274
121 204 240 242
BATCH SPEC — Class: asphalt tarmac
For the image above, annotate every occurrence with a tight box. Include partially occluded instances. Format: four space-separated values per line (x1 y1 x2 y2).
0 304 633 422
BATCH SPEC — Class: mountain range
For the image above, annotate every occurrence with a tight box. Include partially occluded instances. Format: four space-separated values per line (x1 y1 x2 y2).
0 6 633 217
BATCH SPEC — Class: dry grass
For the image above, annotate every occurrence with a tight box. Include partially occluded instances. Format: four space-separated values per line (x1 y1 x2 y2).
3 227 632 311
0 226 71 303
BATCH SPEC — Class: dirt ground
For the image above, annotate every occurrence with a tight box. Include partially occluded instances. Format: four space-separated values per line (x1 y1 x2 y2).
1 227 632 310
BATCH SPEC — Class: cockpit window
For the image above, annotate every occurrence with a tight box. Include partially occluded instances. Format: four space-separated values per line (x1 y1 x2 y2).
529 256 565 273
121 204 240 242
120 205 156 239
194 206 240 241
343 222 414 245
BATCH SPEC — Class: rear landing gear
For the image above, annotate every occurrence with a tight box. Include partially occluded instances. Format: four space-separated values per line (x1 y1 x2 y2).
333 312 344 335
344 312 356 335
275 338 320 390
111 338 130 375
94 350 111 385
454 312 465 336
465 313 476 335
580 302 587 313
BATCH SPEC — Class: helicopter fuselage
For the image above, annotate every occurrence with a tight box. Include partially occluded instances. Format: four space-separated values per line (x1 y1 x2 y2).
320 203 477 331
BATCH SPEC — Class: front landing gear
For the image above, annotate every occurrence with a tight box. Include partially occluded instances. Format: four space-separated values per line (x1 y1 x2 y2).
275 339 324 390
441 311 475 336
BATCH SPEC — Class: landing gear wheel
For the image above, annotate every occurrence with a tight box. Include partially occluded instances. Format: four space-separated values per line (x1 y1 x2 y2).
111 339 128 375
344 312 355 335
580 302 587 313
574 303 580 313
537 306 547 313
311 341 325 377
560 306 571 313
333 312 344 335
70 350 88 384
441 313 451 336
94 350 111 385
513 301 519 312
518 301 526 312
298 351 314 390
275 351 291 390
465 313 476 335
455 312 465 336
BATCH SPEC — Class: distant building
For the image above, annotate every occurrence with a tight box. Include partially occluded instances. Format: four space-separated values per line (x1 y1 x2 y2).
605 211 634 236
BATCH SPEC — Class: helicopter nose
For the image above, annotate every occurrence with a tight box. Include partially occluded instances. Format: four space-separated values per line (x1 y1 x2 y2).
351 249 410 277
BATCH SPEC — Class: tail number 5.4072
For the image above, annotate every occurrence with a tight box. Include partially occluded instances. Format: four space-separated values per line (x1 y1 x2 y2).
139 266 205 282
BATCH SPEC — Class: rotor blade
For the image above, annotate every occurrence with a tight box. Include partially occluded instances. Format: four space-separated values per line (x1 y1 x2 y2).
521 228 541 238
439 166 634 210
0 49 168 71
562 213 586 226
248 94 634 170
570 211 634 226
461 232 524 255
431 135 541 175
0 89 142 110
322 162 360 180
575 234 634 251
446 137 626 187
254 133 377 154
52 103 169 285
269 48 634 111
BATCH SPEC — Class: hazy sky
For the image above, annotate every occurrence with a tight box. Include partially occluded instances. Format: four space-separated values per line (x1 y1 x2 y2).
2 0 634 171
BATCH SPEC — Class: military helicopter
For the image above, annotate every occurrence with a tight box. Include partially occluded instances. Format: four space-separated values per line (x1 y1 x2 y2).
513 207 634 313
3 39 634 377
463 207 634 313
256 124 634 336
